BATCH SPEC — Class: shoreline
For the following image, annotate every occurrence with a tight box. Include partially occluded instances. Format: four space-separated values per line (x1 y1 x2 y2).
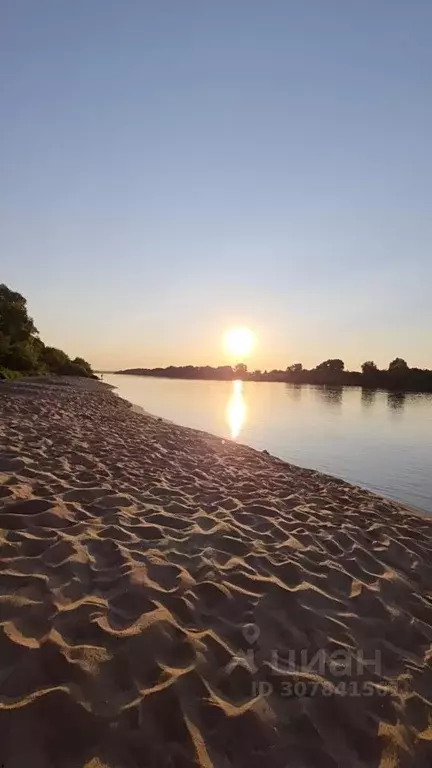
107 373 430 517
112 370 432 396
1 377 432 765
109 378 428 512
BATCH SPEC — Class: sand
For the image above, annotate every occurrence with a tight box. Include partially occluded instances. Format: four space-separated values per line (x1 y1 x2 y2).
0 377 432 768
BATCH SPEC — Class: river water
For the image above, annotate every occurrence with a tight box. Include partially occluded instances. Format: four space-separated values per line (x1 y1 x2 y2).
105 374 432 514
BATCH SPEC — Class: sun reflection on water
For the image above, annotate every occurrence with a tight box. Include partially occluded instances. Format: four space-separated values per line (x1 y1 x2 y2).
226 379 247 439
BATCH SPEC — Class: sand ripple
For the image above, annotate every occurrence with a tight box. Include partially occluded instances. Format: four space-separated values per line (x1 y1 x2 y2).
0 378 432 766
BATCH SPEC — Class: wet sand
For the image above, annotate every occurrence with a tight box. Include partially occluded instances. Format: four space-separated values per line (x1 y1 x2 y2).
1 377 432 767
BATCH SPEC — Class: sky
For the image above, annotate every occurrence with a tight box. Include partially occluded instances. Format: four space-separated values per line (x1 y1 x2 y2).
1 0 431 371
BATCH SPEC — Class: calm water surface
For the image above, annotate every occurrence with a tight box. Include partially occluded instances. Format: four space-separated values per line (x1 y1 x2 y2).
105 374 432 514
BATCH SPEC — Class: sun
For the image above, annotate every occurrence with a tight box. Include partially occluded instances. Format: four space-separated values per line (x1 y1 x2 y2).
223 326 255 360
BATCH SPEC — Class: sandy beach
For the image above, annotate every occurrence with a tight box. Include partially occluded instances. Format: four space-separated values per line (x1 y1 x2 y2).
0 378 432 767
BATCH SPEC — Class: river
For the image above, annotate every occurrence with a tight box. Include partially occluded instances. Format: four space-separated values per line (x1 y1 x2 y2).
104 374 432 514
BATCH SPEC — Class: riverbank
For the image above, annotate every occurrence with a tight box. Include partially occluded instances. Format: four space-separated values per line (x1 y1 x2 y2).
116 365 432 394
1 377 432 766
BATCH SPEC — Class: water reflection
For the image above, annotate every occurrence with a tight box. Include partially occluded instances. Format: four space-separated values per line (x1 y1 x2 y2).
315 386 343 407
286 383 302 400
387 392 406 413
361 388 377 408
106 374 432 514
226 379 247 439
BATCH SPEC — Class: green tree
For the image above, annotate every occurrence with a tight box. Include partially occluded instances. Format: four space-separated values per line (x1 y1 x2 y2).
6 339 40 371
0 283 94 377
72 356 93 376
287 363 303 372
0 331 10 358
388 358 409 373
40 346 70 372
316 358 344 372
0 284 38 343
361 361 378 375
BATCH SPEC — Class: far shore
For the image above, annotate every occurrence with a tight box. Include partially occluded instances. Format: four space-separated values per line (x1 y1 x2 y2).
1 376 432 765
110 365 432 394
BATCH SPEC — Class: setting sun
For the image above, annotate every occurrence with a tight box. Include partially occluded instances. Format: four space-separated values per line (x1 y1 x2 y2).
223 326 255 360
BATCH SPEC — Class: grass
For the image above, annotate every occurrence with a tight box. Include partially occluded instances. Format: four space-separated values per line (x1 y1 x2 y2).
0 367 26 380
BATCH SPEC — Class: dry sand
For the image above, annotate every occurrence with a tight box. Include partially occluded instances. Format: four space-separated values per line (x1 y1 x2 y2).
0 377 432 767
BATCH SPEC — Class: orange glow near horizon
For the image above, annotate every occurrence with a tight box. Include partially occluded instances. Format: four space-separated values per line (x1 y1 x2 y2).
223 326 255 361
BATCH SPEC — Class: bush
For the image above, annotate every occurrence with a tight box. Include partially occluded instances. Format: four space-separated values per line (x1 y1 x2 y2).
71 356 93 376
40 346 70 372
0 284 95 377
0 367 23 380
361 361 378 375
5 340 41 371
389 357 409 373
316 358 345 372
0 284 38 342
58 361 95 378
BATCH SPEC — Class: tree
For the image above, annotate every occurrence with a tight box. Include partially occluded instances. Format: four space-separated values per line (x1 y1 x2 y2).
234 363 247 377
0 284 38 343
316 358 344 372
0 284 39 371
72 356 93 376
59 360 95 377
388 358 409 373
5 339 40 371
40 346 70 372
361 361 378 375
287 363 303 372
0 283 94 377
0 331 10 358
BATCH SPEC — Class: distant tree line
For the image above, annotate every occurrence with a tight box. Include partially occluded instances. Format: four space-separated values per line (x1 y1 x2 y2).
0 284 94 379
118 357 432 393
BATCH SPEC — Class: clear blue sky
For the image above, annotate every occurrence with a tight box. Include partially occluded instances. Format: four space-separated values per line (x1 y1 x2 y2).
1 1 431 371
